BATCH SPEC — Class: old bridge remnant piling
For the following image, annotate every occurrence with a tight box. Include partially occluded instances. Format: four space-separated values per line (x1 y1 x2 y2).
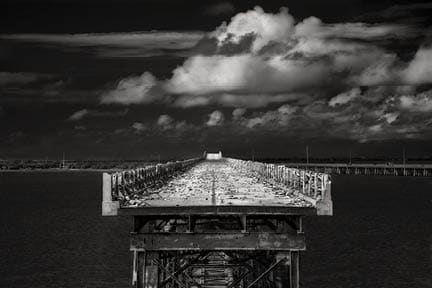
102 153 332 288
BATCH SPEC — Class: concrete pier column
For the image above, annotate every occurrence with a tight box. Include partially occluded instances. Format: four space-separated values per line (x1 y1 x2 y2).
145 252 159 288
134 251 159 288
134 251 147 288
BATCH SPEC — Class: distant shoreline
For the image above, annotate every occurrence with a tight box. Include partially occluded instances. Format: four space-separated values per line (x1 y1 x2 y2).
0 168 117 173
2 160 432 172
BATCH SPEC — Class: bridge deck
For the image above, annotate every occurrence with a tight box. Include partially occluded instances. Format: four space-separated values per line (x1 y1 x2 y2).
124 160 312 208
102 157 332 216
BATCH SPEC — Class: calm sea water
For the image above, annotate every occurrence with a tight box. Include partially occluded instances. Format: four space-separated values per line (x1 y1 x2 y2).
0 172 431 288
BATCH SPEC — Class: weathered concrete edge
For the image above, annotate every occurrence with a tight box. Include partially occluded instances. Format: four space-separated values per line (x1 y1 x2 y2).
316 179 333 216
102 172 119 216
316 200 333 216
117 205 316 216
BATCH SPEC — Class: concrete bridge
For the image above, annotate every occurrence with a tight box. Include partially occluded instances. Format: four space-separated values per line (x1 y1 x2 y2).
102 152 332 288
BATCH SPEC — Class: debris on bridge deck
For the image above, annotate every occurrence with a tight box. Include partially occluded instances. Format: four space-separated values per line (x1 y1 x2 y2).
125 159 313 208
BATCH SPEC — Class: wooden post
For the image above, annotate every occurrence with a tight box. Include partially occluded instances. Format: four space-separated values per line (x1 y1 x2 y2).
187 215 195 233
288 170 291 187
301 171 305 194
316 175 333 216
313 173 318 198
290 251 300 288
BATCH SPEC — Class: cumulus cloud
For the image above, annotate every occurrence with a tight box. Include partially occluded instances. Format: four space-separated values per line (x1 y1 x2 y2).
101 72 160 105
402 47 432 84
309 87 432 141
368 124 383 133
68 108 128 121
210 5 411 55
103 6 432 109
232 108 247 120
241 104 297 128
212 7 295 53
206 110 225 126
155 114 192 131
159 7 424 107
105 86 432 142
166 54 331 96
329 88 361 107
173 91 306 108
353 54 399 86
380 112 399 124
167 55 255 94
121 116 193 135
95 6 432 141
211 85 432 141
399 90 432 112
68 109 89 121
157 114 175 130
132 122 147 132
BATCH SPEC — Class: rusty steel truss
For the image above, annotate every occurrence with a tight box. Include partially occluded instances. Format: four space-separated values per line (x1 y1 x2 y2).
130 214 304 288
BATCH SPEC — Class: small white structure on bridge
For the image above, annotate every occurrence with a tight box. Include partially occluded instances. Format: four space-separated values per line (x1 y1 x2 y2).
205 151 222 160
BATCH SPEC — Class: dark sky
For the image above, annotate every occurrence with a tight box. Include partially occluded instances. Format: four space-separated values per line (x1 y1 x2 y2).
1 0 411 33
1 0 432 160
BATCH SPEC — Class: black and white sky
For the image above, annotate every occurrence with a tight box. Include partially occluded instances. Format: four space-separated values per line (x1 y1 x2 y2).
1 0 432 159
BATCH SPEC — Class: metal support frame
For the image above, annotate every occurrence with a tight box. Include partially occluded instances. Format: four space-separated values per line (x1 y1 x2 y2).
247 257 285 288
131 214 304 288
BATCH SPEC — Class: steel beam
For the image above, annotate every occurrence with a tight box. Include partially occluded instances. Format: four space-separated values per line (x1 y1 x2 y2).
247 258 285 288
130 232 305 251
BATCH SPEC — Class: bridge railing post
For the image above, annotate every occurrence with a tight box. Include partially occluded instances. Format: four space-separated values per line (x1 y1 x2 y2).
225 158 332 215
102 157 203 213
316 174 332 215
